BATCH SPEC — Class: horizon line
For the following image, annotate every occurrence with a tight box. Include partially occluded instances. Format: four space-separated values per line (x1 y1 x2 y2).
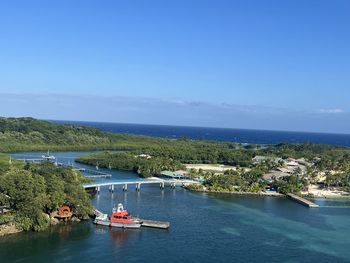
47 118 350 137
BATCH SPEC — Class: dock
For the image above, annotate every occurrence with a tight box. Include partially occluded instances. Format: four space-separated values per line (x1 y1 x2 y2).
92 207 170 229
141 219 170 229
287 193 319 208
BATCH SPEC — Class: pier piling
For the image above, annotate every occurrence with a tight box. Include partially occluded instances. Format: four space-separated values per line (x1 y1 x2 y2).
136 183 141 191
123 184 128 191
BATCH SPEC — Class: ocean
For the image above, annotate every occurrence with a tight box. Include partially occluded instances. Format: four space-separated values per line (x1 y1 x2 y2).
52 120 350 147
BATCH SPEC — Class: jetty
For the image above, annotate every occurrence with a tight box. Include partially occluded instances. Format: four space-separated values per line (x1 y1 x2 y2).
287 193 319 208
140 219 170 229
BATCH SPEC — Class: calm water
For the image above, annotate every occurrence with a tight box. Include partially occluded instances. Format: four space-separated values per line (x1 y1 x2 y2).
53 120 350 147
2 152 350 262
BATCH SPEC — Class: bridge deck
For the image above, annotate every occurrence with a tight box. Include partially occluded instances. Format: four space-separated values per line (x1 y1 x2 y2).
83 178 199 188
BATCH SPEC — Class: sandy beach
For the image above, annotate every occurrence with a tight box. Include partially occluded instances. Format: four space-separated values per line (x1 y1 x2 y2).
185 164 239 173
302 184 350 198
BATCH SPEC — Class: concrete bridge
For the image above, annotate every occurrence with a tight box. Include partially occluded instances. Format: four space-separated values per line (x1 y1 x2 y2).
82 178 199 193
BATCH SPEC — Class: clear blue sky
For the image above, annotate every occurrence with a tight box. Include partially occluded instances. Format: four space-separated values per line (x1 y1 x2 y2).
0 0 349 133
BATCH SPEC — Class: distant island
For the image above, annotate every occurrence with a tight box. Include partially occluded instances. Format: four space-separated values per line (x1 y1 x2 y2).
1 117 350 236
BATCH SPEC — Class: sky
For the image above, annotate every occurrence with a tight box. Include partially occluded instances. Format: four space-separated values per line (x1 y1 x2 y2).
0 0 349 133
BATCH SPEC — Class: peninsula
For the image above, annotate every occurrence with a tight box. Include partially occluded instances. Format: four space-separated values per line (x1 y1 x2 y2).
1 117 350 236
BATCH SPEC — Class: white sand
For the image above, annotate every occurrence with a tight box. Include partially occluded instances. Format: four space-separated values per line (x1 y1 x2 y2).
185 164 246 173
302 184 350 198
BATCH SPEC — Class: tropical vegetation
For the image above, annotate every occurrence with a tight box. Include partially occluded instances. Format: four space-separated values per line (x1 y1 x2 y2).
0 155 91 232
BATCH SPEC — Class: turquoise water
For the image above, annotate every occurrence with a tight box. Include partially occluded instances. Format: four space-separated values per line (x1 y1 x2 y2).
2 152 350 263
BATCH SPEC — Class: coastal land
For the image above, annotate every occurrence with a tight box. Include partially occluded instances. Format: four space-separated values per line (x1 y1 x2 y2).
1 117 350 236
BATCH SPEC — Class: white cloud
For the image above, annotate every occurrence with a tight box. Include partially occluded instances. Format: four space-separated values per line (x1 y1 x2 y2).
316 108 345 114
0 93 349 133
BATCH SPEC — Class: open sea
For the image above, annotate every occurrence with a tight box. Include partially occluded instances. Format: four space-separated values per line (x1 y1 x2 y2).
2 122 350 263
52 120 350 147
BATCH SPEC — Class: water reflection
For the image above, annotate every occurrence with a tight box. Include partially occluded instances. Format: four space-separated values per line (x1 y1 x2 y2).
109 228 139 249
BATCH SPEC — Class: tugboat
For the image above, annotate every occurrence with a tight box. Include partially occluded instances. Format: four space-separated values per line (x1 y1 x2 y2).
42 150 56 161
94 203 142 229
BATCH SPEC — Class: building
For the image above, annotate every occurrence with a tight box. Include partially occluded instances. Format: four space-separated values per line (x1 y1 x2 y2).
160 170 187 179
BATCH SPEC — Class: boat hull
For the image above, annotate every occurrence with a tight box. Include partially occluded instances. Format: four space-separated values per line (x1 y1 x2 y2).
110 222 142 229
94 219 142 229
94 219 110 226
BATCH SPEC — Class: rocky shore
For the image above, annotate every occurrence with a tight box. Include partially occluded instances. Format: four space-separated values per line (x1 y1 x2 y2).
0 223 21 237
0 213 86 237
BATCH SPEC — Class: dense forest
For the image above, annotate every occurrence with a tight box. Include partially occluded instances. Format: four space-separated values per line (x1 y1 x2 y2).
3 117 349 168
0 155 91 232
0 117 256 166
1 117 350 196
76 151 185 178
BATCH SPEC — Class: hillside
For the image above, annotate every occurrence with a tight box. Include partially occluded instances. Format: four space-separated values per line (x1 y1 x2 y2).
0 117 166 152
0 117 255 166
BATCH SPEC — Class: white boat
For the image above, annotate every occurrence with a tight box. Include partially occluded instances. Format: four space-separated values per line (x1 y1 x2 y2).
42 150 56 161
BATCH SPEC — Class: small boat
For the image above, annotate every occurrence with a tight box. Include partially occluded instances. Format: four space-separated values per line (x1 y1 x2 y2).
94 203 142 229
42 150 56 161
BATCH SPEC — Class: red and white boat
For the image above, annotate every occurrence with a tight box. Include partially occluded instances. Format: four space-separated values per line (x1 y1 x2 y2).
94 203 142 229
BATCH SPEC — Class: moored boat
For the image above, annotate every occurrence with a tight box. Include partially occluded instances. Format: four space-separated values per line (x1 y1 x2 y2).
94 203 142 229
42 150 56 161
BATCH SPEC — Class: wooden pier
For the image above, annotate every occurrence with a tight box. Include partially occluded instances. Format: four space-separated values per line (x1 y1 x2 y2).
140 219 170 229
287 193 319 208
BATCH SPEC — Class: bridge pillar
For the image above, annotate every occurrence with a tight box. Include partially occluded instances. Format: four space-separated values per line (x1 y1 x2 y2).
110 185 114 193
123 184 128 191
160 182 165 189
136 183 141 191
96 186 100 194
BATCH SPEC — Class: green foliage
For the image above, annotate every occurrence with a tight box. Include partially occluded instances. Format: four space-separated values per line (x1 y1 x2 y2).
1 117 350 197
77 152 185 178
0 161 92 232
273 175 306 194
199 168 266 193
263 143 350 163
0 117 254 166
0 213 14 225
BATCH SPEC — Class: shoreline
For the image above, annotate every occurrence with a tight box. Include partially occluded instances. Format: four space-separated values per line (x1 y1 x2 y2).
184 186 284 197
302 194 350 199
0 223 22 237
